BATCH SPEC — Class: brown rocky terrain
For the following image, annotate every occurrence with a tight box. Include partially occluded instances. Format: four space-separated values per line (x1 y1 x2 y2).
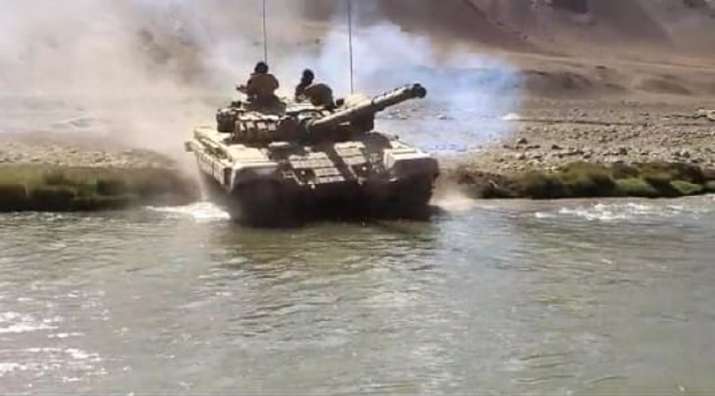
0 133 177 170
463 100 715 174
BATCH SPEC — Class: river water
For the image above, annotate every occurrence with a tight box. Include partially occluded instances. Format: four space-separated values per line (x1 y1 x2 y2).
1 196 714 395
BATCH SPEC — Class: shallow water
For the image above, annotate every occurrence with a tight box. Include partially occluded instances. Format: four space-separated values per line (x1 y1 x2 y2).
1 196 715 395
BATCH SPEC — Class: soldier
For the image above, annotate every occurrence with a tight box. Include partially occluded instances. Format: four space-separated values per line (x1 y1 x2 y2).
294 69 315 101
237 62 280 105
304 82 335 109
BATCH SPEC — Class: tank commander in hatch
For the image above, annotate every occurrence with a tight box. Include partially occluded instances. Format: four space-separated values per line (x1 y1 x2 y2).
237 61 280 105
294 69 315 101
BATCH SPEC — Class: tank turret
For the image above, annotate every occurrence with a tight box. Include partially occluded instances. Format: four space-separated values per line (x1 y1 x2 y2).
214 83 427 145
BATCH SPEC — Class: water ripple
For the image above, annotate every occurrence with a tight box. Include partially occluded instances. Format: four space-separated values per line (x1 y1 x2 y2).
1 197 715 393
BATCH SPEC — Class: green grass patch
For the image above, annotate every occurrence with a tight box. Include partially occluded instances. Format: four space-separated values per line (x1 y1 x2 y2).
43 169 75 186
96 178 129 196
557 162 616 197
610 163 640 180
671 180 704 196
636 162 705 184
614 178 660 198
0 165 199 212
469 161 714 200
514 171 567 199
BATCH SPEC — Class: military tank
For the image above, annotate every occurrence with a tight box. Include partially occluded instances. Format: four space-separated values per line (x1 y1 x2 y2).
185 83 439 224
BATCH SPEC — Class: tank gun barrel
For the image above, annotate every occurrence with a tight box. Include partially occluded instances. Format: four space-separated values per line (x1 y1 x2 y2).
307 83 427 131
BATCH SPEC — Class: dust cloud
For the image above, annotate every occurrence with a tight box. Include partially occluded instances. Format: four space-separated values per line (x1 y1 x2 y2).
0 0 522 159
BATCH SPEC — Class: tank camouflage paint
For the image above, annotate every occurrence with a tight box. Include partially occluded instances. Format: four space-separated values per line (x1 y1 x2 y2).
185 83 439 224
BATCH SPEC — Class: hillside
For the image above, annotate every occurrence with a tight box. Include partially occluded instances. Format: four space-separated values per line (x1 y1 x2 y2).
339 0 715 58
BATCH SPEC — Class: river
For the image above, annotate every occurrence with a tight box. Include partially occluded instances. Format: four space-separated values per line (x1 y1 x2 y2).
1 196 714 395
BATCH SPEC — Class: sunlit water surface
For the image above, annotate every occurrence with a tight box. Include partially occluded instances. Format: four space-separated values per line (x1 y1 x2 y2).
1 196 715 395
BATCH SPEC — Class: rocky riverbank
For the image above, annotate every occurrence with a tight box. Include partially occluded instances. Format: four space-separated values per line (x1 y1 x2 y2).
443 99 715 200
0 133 199 212
0 133 177 169
460 100 715 173
444 161 715 200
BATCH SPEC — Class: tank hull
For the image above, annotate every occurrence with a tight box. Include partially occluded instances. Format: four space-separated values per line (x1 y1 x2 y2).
198 164 437 226
194 145 438 226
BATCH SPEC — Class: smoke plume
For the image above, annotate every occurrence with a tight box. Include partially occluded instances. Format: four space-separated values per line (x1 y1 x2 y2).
0 0 523 157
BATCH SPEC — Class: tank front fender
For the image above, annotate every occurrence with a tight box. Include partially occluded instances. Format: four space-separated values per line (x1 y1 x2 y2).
231 166 280 189
383 150 439 180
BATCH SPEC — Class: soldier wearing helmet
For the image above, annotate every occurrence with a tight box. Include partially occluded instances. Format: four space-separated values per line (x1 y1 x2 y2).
294 69 315 101
304 83 335 109
294 69 335 108
238 61 280 106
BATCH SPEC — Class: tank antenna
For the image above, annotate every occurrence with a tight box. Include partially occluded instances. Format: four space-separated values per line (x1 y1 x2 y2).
347 0 355 93
262 0 269 63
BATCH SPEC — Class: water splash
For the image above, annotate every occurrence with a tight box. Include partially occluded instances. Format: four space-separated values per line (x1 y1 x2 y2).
535 199 714 222
148 201 230 222
432 190 478 212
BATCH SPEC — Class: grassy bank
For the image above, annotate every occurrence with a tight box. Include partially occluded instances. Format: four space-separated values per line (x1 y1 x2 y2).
0 165 199 212
453 161 715 200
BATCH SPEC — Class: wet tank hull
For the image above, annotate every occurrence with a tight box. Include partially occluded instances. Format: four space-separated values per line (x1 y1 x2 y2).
214 175 436 226
187 127 438 225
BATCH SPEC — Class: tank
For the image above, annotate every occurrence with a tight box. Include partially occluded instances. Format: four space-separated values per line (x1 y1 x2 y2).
185 83 439 225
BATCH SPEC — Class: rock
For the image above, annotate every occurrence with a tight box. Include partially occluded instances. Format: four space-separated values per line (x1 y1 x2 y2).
563 148 584 157
617 147 629 156
551 144 563 150
517 137 529 146
674 150 691 159
695 109 715 121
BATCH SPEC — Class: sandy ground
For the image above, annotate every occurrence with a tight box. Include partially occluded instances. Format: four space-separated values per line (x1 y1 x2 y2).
0 132 177 170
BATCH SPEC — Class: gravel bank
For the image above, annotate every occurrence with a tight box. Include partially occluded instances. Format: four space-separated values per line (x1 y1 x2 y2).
458 99 715 175
0 132 177 169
